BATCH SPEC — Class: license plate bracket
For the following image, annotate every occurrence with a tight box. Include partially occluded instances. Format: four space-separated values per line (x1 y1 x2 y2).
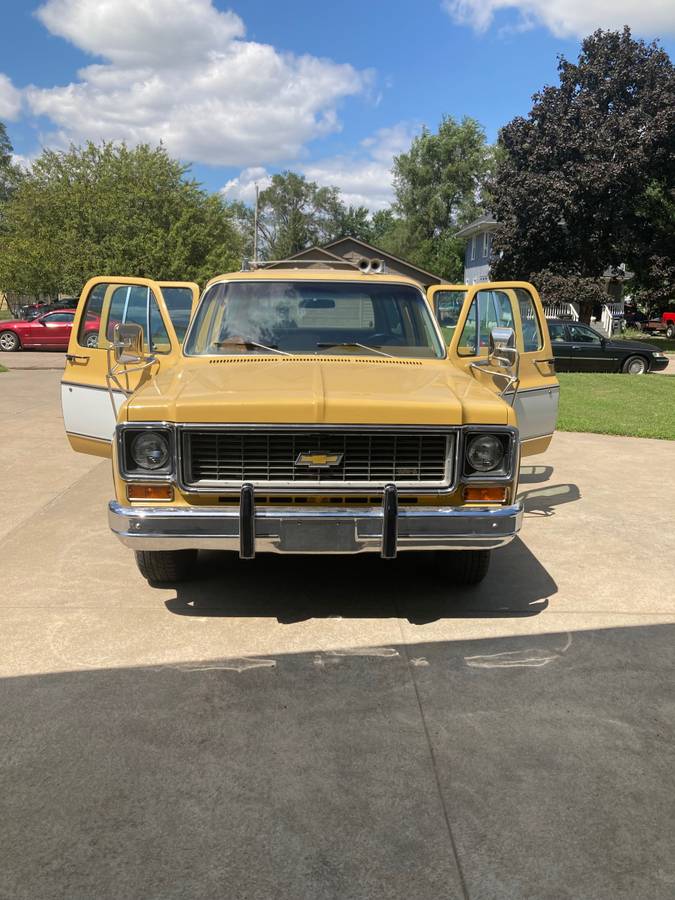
279 520 358 552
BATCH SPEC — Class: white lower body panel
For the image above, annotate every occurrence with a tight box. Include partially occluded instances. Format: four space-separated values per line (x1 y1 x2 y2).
514 385 560 442
61 382 124 442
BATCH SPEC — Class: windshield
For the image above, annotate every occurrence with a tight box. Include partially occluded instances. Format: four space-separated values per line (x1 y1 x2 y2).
184 280 445 359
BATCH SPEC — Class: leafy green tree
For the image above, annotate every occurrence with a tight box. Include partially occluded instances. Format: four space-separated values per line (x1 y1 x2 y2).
490 28 675 319
0 122 22 205
0 141 243 296
390 116 491 279
255 171 374 257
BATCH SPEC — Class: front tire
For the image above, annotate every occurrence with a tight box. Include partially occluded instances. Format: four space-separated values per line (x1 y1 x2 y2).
436 549 491 586
0 330 20 352
135 549 197 585
666 323 675 339
622 355 648 375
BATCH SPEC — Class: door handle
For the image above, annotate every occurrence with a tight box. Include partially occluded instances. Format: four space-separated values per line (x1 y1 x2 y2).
534 357 556 374
65 354 89 363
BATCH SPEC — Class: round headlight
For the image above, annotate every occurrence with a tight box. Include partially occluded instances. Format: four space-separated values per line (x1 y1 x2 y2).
466 434 505 472
131 432 170 470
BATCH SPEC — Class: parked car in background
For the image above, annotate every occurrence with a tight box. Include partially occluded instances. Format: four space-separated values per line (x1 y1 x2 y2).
18 298 79 320
621 305 649 332
0 310 100 351
639 312 675 338
548 320 669 374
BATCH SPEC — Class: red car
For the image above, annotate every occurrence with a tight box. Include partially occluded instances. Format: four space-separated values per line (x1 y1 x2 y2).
0 310 100 352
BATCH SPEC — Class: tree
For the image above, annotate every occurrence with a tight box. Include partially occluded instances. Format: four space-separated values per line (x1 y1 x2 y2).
490 28 675 319
0 122 22 206
254 171 373 258
0 141 243 296
390 116 492 279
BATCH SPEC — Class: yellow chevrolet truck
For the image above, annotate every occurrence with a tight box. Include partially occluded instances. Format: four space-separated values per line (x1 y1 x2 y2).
61 264 558 586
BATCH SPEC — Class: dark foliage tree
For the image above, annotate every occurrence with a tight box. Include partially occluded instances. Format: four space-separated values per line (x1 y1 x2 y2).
490 27 675 319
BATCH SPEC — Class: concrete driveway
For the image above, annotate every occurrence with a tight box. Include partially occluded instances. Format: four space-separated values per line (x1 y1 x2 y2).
1 368 674 900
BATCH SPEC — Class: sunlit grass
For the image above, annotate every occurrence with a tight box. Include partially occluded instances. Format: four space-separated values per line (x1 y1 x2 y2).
557 373 675 440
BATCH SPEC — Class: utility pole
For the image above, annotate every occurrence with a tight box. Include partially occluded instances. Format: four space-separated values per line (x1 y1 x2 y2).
253 183 259 263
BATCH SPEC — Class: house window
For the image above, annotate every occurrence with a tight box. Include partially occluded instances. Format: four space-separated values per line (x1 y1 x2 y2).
483 231 490 258
470 236 476 261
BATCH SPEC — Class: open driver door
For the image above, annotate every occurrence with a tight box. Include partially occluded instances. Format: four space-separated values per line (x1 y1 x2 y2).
61 277 199 457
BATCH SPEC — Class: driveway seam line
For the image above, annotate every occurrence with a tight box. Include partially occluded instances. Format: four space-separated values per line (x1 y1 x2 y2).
395 615 471 900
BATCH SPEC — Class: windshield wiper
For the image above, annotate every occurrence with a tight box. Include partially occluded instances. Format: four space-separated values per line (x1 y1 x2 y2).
213 338 292 356
316 342 394 358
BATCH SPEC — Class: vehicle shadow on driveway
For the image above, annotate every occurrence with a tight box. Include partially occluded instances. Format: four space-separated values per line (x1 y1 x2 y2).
164 536 556 624
519 482 581 516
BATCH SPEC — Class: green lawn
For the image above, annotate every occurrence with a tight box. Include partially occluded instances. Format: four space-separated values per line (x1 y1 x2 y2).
622 329 675 352
0 309 12 321
0 364 7 373
557 372 675 440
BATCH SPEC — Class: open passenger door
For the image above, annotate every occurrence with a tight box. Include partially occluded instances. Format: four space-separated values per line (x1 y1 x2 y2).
428 282 559 456
62 277 199 457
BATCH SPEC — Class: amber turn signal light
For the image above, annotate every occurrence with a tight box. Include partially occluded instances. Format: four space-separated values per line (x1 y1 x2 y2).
463 486 507 503
127 483 174 501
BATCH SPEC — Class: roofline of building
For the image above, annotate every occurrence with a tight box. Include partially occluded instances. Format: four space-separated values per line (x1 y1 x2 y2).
264 246 359 268
454 217 500 240
322 236 442 282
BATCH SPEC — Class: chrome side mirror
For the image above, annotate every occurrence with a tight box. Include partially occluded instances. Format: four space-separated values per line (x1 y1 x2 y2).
113 322 145 364
488 326 519 372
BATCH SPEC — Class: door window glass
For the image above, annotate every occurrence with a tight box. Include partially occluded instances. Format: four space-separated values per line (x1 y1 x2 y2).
434 290 466 342
77 282 170 352
43 312 74 323
568 324 601 344
515 288 543 351
548 322 568 343
161 286 195 342
458 290 515 356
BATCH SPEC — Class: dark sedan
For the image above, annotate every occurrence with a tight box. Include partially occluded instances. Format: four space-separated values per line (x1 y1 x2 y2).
548 320 669 374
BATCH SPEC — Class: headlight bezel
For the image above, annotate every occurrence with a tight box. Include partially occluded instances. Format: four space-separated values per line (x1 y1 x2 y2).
117 423 175 481
463 427 517 480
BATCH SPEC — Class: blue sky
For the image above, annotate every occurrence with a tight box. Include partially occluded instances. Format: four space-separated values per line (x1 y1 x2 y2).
1 0 674 209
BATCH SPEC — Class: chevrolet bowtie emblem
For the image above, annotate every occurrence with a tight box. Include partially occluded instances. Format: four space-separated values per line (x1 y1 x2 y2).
295 451 343 468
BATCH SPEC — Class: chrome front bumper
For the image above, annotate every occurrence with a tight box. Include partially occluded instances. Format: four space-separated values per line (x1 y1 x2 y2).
109 486 522 557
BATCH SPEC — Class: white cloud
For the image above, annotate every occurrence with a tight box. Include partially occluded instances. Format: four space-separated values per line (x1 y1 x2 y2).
221 124 415 212
221 167 273 203
303 123 416 210
27 0 369 166
11 153 34 170
442 0 675 37
0 73 21 120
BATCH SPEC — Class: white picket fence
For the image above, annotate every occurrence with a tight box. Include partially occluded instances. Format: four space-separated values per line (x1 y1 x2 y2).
542 301 579 320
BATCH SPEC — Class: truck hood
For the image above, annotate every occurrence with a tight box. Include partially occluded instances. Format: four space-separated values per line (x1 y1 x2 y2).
126 357 511 426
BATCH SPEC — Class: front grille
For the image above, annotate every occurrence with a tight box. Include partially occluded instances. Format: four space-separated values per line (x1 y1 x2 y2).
181 428 453 489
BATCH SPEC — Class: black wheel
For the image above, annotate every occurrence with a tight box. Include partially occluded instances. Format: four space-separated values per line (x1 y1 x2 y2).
436 549 491 586
622 355 648 375
0 330 20 352
135 549 197 585
84 331 98 348
666 323 675 339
